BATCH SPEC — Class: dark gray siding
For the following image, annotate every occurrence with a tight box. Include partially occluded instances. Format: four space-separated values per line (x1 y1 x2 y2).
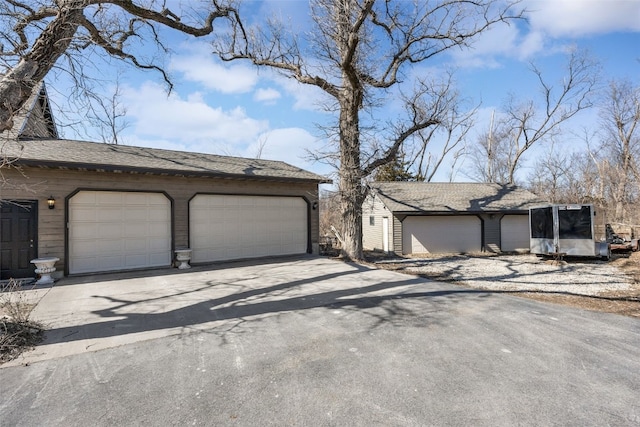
481 214 502 252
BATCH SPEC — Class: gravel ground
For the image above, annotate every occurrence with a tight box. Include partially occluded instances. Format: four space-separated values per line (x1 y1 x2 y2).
372 254 633 296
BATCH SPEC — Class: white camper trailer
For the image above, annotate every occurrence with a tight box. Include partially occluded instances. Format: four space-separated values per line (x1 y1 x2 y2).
529 204 610 260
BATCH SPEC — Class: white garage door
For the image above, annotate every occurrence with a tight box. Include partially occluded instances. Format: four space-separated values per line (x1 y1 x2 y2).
402 216 481 254
69 191 171 274
501 215 530 252
190 195 307 263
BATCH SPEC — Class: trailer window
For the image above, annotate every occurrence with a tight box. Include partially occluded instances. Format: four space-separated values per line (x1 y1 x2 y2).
558 206 592 239
530 207 553 239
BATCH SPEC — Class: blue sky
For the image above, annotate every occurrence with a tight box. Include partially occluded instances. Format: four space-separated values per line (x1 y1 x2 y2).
50 0 640 183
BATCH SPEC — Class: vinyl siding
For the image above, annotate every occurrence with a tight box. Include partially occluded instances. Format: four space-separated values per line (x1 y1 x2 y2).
19 97 56 139
362 194 393 252
480 214 501 253
393 215 404 256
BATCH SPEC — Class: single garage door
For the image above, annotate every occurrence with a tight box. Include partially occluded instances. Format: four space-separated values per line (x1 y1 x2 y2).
402 216 481 254
501 215 530 252
69 191 171 274
190 195 307 263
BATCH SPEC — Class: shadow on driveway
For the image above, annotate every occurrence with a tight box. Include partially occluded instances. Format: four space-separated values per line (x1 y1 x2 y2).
35 256 492 349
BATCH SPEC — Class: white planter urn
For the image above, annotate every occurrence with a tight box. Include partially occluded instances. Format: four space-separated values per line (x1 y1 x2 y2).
175 249 192 270
30 257 60 285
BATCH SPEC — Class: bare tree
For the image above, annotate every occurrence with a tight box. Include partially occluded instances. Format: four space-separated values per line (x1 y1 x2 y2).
216 0 521 260
526 141 578 203
77 75 130 144
0 0 238 134
405 74 478 182
526 78 640 226
466 123 513 184
468 49 599 185
597 79 640 223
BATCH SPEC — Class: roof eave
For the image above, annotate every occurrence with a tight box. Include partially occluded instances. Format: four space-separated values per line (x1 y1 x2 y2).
388 208 533 215
15 159 329 184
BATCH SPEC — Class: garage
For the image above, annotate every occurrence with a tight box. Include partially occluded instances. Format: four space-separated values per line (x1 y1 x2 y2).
68 191 172 274
190 195 308 263
402 216 481 254
501 215 530 252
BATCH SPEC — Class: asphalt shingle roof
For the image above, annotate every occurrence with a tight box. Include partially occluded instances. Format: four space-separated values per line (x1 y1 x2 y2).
370 182 543 213
2 138 329 183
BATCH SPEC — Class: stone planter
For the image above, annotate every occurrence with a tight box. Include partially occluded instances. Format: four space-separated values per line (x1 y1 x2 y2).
30 257 60 285
175 249 192 270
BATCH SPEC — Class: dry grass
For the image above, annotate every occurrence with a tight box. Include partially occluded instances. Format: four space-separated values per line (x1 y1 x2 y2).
1 280 44 364
365 250 640 318
524 251 640 318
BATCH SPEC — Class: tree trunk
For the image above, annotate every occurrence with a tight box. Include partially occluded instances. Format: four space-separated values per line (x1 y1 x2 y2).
338 86 365 261
0 2 85 132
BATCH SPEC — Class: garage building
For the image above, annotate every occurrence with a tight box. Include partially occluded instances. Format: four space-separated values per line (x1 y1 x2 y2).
1 85 327 280
362 182 542 255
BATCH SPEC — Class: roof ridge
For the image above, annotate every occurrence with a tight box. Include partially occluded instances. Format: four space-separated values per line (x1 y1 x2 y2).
8 138 330 183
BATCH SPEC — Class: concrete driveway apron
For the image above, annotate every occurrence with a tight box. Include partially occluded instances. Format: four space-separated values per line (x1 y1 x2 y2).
1 255 639 426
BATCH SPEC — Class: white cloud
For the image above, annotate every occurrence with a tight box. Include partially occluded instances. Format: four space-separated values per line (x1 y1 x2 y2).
121 82 268 148
117 81 330 176
253 87 281 104
524 0 640 37
449 0 640 68
449 21 536 67
243 127 329 173
517 31 547 60
276 76 331 111
170 47 258 94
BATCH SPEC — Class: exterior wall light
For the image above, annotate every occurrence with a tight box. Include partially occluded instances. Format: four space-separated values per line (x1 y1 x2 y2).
312 201 318 210
47 196 55 209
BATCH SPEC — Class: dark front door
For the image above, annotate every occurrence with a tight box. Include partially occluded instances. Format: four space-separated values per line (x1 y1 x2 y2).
1 200 38 280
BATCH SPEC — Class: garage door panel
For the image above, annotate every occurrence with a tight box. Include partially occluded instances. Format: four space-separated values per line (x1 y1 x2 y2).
97 207 122 221
148 209 170 221
71 207 97 222
71 222 96 238
126 254 147 267
124 207 148 221
403 216 481 254
190 195 307 263
97 224 122 239
101 255 124 270
69 191 171 274
96 192 122 204
124 223 146 237
125 239 147 252
71 258 94 273
501 215 530 252
96 238 123 254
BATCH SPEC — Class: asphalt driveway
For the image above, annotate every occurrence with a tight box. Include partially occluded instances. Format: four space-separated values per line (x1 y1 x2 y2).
1 255 640 426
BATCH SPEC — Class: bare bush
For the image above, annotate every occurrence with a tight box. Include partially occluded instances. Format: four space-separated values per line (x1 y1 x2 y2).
0 279 44 364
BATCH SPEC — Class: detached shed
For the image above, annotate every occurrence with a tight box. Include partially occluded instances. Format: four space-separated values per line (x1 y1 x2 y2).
363 182 543 255
1 84 328 280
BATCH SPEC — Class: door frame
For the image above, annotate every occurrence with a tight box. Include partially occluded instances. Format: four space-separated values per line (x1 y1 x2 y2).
382 217 390 253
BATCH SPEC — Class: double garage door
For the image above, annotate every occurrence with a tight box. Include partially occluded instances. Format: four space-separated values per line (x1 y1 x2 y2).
190 195 307 263
68 191 307 274
403 216 481 254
